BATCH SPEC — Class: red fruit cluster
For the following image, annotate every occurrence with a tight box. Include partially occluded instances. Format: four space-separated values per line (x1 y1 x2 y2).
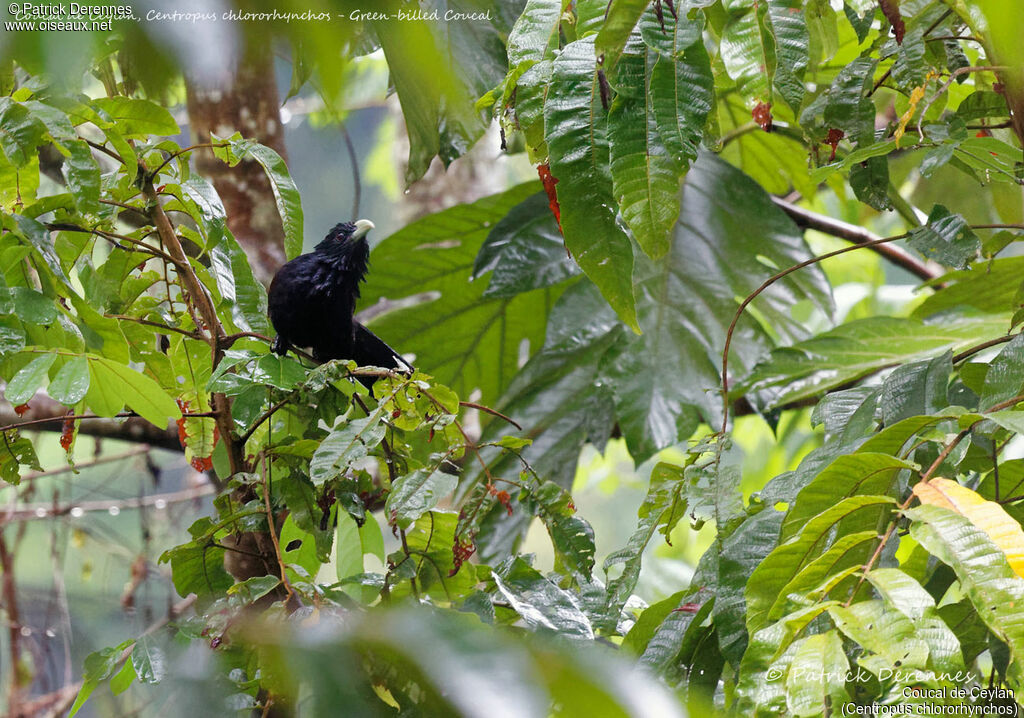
752 102 773 132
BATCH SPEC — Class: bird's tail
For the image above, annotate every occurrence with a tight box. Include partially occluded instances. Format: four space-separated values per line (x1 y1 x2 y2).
353 322 414 373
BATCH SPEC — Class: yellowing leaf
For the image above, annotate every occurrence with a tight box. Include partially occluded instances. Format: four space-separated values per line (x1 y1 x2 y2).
913 478 1024 578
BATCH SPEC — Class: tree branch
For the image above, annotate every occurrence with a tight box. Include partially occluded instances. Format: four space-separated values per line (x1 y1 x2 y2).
772 197 939 281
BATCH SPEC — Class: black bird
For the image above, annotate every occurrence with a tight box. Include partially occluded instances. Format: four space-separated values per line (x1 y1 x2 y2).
268 219 411 381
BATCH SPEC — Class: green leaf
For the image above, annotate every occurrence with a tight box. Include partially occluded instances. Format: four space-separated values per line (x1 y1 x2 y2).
91 97 179 137
131 635 166 684
0 98 47 167
214 134 304 260
178 175 269 333
88 357 181 427
746 495 897 634
735 603 839 715
280 514 321 580
309 416 387 486
849 156 893 211
648 18 713 172
11 286 57 324
492 556 594 638
336 510 364 581
68 681 97 718
545 36 638 331
472 192 579 298
161 542 232 603
0 430 42 485
980 332 1024 411
604 462 689 623
785 631 850 716
48 356 91 410
608 39 680 258
466 283 621 505
385 468 458 529
616 152 831 450
640 595 715 678
720 10 771 102
108 659 136 696
907 205 981 269
10 215 69 286
715 508 787 664
254 354 307 391
865 567 935 622
765 530 877 622
279 472 333 562
745 316 1008 407
360 183 558 403
908 504 1024 685
879 352 951 425
762 0 810 113
5 353 56 405
595 0 646 70
623 590 688 655
507 0 568 65
64 139 101 214
780 453 915 539
912 257 1024 320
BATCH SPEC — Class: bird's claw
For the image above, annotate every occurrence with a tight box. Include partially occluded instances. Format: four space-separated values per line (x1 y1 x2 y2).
271 336 290 356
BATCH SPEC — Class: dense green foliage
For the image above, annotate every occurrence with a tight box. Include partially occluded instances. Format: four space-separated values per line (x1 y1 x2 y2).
2 0 1024 715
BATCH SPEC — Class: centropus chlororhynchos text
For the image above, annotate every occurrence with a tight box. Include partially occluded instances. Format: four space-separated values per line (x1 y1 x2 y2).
268 219 410 382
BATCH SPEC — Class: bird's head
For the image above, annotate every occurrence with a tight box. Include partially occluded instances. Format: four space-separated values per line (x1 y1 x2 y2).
315 219 374 271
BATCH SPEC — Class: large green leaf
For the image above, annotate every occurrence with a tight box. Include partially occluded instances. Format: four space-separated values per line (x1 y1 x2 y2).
544 36 639 331
85 356 181 426
507 0 567 66
374 0 508 182
0 98 47 167
466 282 622 560
309 416 387 486
912 257 1024 320
5 352 55 405
614 152 831 449
746 495 897 634
91 97 179 137
492 557 594 638
734 603 839 715
385 469 459 529
785 631 850 716
908 504 1024 685
981 333 1024 410
595 0 647 71
608 36 681 259
761 0 810 113
745 315 1009 407
720 10 772 102
360 183 561 404
212 135 304 260
647 16 713 172
781 452 915 539
472 192 579 298
714 508 787 665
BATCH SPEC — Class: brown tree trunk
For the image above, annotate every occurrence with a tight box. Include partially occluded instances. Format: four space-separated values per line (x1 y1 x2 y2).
185 43 288 283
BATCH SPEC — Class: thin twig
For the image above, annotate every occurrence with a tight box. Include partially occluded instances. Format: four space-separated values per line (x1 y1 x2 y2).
845 392 1024 605
917 66 1008 141
0 484 216 524
458 402 522 430
773 198 937 281
149 142 229 180
260 455 294 604
719 232 909 434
